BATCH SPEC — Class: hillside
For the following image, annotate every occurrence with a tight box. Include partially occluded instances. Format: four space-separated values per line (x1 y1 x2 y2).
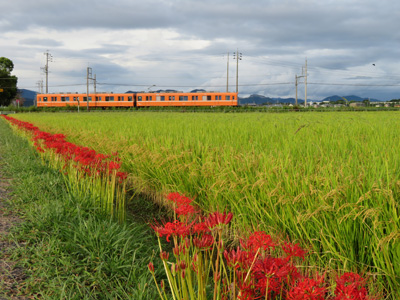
18 89 37 106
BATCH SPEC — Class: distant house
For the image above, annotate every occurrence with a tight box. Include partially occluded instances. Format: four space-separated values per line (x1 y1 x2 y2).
349 102 365 107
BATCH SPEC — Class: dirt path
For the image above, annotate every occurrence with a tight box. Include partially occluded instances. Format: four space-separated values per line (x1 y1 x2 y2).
0 158 27 300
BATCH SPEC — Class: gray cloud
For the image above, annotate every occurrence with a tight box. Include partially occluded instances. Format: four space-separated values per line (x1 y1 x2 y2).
1 0 400 100
19 38 63 47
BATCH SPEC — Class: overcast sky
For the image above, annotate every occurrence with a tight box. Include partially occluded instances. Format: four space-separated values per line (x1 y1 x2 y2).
2 0 400 100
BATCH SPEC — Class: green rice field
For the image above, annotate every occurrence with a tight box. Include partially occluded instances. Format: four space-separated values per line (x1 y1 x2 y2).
13 111 400 297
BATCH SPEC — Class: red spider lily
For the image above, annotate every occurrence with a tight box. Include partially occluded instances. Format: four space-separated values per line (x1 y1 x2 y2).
252 257 292 296
150 219 192 242
2 116 128 183
287 275 326 300
175 203 197 217
282 241 307 260
334 272 370 300
173 243 187 256
192 221 211 235
179 260 187 270
166 192 198 217
235 270 257 300
148 262 155 273
167 192 192 206
193 234 214 250
224 247 254 270
241 231 276 253
160 251 169 260
204 211 233 228
116 171 128 183
173 238 191 256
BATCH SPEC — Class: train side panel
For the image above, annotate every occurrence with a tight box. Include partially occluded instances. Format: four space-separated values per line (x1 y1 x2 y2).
135 92 238 107
37 93 136 108
37 91 238 108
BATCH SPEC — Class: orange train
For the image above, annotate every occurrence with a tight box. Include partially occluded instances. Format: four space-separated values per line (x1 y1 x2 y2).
36 91 238 108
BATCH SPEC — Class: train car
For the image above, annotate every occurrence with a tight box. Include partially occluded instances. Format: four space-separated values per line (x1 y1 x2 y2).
36 92 135 108
36 91 238 109
136 91 237 107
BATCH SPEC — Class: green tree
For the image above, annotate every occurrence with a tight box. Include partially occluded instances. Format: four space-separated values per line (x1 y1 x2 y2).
0 57 18 106
362 98 370 106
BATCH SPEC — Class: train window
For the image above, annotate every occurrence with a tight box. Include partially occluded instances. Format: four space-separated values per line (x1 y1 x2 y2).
179 96 188 101
160 96 165 101
66 97 70 101
192 95 198 100
207 96 212 101
138 96 142 101
232 95 235 100
226 95 230 100
51 96 57 102
146 96 152 101
83 97 87 101
96 96 102 101
118 96 123 101
110 96 114 101
43 97 48 102
128 96 132 101
216 95 222 100
169 96 176 101
61 97 66 102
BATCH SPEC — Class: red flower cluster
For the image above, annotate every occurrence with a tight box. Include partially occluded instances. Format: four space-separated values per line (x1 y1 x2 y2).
2 116 128 182
150 192 375 300
150 219 192 242
287 275 326 300
167 192 197 217
334 273 371 300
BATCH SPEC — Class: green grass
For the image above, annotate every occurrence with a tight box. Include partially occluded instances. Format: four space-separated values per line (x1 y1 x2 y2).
0 117 166 299
11 111 400 298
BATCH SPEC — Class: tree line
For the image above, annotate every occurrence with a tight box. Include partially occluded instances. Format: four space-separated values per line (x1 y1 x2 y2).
0 57 18 106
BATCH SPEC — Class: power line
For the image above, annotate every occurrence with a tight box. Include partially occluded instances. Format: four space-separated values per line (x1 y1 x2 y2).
308 82 400 87
96 82 293 88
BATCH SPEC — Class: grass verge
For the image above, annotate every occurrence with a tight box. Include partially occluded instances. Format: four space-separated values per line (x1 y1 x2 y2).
0 118 164 299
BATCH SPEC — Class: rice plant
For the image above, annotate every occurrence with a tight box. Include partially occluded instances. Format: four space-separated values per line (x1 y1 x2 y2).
13 111 400 297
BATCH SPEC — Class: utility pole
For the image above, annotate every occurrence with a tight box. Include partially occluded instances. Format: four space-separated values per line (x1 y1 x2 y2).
36 80 43 94
86 67 94 111
42 51 52 93
233 49 242 94
93 74 96 94
296 59 308 107
36 80 43 107
304 58 308 107
226 52 229 92
295 75 298 106
296 73 305 106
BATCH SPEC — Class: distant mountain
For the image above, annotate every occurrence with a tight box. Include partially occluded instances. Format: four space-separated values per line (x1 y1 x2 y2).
322 95 382 102
18 89 37 106
239 94 305 105
239 94 383 105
